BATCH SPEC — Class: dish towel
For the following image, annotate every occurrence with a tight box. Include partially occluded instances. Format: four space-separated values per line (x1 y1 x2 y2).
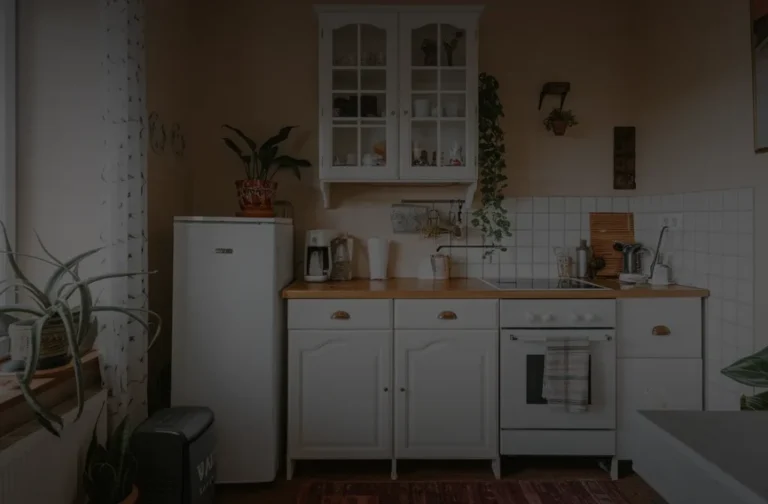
541 337 591 413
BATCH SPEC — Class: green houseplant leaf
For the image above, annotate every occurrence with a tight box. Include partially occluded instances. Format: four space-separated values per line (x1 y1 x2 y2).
741 390 768 411
721 345 768 388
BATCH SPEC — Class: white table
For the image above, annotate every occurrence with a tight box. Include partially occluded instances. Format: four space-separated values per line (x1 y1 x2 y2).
635 411 768 504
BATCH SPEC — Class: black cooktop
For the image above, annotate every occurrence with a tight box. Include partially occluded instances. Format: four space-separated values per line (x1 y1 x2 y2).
486 278 609 290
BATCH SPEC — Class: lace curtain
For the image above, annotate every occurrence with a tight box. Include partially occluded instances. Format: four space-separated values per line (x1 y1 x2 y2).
99 0 149 423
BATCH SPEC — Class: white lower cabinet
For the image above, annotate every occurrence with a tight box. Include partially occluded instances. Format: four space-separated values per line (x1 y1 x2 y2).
395 330 498 459
288 330 393 459
617 358 703 460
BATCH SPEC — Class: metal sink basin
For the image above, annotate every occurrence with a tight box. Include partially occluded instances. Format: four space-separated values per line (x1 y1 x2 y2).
480 278 610 290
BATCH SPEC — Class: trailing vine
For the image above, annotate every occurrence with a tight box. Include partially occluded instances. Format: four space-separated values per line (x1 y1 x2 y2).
471 72 511 245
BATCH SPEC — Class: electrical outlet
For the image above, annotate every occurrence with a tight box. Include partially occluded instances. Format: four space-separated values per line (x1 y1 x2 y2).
658 213 683 231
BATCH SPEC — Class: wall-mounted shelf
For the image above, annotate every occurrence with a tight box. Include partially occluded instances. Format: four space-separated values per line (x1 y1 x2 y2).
320 179 477 209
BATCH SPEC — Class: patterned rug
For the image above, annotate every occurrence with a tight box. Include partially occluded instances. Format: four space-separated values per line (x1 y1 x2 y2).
299 480 631 503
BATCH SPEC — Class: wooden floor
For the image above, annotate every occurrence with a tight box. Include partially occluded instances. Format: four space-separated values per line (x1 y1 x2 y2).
215 459 666 503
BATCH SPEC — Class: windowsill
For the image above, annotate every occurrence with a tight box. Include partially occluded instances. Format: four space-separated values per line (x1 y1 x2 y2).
0 351 101 439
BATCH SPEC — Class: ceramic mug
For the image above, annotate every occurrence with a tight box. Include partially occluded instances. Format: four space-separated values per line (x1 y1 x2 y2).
430 253 451 280
414 99 431 117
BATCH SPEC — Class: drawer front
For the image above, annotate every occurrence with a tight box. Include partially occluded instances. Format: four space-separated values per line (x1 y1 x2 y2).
394 299 498 329
618 299 702 358
288 299 392 330
500 300 616 328
501 430 615 456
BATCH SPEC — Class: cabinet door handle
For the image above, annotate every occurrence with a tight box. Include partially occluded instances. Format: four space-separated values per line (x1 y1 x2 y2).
399 387 406 392
403 109 409 116
438 310 457 320
390 110 396 116
652 325 671 336
383 387 389 392
330 310 350 320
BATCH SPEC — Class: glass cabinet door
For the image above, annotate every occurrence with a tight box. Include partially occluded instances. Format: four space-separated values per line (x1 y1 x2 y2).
319 14 398 180
399 14 477 181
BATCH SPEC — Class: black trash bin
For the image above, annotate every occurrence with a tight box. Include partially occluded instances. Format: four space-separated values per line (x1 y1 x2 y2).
131 406 216 504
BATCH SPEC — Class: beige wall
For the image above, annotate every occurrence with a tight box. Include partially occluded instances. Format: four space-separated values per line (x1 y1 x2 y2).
633 0 767 349
146 0 194 407
182 0 635 277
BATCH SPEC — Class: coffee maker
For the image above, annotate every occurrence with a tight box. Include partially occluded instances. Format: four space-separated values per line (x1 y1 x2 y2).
304 230 337 282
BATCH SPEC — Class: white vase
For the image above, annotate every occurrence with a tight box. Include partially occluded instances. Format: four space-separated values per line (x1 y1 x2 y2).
368 237 390 280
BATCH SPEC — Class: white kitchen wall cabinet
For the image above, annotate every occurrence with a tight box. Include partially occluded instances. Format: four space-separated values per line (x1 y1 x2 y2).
394 330 498 461
287 330 393 464
315 6 483 208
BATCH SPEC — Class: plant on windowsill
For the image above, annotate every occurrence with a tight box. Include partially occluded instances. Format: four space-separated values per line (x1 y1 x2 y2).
543 108 578 136
472 73 512 253
0 221 161 436
221 125 312 218
721 345 768 410
83 404 139 504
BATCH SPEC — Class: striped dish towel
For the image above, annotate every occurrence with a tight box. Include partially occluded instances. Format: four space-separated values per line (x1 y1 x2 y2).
541 337 590 412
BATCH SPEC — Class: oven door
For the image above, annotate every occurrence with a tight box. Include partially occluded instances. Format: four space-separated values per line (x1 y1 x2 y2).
500 329 616 430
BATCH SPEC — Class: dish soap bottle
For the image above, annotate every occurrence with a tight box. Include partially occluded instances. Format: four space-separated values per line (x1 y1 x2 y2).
576 239 589 279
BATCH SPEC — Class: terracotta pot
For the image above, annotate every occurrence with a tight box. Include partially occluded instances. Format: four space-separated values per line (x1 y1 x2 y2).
551 120 568 136
235 179 277 217
121 485 139 504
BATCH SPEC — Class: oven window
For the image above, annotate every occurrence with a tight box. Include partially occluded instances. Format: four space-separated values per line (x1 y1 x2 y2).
525 355 592 405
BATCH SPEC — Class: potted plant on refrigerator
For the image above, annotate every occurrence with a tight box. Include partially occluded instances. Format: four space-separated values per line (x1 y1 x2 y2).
221 124 312 217
83 405 139 504
543 108 578 136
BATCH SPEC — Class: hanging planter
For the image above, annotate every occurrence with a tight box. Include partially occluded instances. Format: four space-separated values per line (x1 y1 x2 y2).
471 73 512 248
543 108 578 136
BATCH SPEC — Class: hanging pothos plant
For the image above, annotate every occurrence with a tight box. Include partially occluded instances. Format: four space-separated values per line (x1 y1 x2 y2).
471 73 511 245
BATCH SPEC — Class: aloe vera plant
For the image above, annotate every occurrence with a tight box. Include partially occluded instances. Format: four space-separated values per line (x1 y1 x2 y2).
0 221 161 436
721 345 768 410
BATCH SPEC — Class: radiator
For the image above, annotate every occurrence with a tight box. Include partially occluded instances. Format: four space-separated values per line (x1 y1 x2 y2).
0 390 107 504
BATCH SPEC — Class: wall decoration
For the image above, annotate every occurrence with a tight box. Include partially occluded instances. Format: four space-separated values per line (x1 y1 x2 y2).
543 108 578 136
613 126 636 190
752 0 768 152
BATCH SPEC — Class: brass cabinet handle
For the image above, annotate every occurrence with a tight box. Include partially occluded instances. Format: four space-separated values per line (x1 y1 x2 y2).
652 325 671 336
438 311 457 320
330 310 350 320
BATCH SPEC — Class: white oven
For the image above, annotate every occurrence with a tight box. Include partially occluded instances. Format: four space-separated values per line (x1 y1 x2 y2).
500 328 616 430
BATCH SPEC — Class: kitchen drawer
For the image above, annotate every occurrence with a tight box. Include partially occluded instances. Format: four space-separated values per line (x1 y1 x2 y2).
288 299 392 330
500 300 616 328
618 299 702 358
394 299 498 329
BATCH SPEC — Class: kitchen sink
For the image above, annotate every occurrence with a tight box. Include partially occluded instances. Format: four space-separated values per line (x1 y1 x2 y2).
480 278 611 290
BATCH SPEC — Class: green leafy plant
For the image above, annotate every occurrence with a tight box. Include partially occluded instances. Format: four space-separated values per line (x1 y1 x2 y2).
721 345 768 410
83 404 137 504
0 222 161 436
472 73 512 246
221 124 311 181
543 108 578 135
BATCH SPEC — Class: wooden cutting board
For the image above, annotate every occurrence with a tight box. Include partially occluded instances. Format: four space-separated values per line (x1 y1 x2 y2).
589 212 635 278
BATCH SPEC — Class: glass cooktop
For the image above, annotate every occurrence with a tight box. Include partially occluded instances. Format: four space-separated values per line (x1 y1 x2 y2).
481 278 610 290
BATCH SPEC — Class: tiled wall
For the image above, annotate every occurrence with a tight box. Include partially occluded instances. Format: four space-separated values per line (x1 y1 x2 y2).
454 188 755 411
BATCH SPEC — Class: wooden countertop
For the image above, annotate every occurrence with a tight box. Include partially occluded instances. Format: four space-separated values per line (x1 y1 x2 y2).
282 278 709 299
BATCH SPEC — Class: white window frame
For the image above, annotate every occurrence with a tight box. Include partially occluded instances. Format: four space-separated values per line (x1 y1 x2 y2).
0 0 16 307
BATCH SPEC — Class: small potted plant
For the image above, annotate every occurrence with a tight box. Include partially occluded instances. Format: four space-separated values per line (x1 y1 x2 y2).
83 405 139 504
543 108 578 136
222 125 311 217
721 345 768 410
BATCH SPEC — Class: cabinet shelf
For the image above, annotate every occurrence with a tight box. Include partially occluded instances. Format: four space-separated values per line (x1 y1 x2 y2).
332 65 387 70
411 65 467 70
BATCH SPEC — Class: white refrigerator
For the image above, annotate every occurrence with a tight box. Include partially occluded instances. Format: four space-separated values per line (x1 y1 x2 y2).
171 217 293 483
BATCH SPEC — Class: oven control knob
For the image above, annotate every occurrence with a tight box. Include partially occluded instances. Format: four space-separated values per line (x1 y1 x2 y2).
571 313 583 322
543 313 555 322
525 312 538 322
584 313 597 322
